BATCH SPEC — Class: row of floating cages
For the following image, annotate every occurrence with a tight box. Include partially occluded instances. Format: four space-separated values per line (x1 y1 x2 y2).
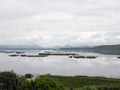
8 51 26 57
39 51 77 56
6 50 120 59
69 55 97 59
9 54 19 57
9 54 48 57
27 54 48 57
8 50 97 58
9 52 77 57
9 54 26 57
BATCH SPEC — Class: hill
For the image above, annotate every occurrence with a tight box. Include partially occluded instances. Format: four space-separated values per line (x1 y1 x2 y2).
60 44 120 55
0 45 43 50
93 44 120 55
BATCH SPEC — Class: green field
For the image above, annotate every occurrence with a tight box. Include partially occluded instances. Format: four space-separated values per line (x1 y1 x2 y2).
40 75 120 90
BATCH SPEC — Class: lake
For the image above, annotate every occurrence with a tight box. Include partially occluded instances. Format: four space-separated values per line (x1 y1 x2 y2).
0 50 120 78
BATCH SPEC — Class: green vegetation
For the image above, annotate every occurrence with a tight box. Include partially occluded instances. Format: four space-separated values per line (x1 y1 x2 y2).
0 71 31 90
43 75 120 90
0 71 120 90
34 76 64 90
0 71 63 90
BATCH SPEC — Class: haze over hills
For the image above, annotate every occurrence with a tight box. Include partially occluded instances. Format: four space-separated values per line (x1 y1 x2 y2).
0 45 92 50
0 45 43 50
0 44 120 55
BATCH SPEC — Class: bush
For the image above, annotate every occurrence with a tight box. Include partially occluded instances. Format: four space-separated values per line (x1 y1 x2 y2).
34 76 64 90
0 71 31 90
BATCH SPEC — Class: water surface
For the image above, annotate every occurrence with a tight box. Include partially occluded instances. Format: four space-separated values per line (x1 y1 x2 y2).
0 50 120 78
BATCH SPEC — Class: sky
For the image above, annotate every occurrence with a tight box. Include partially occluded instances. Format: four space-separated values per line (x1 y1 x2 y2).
0 0 120 47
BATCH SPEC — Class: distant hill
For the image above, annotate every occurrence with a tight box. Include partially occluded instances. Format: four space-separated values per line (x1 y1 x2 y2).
93 44 120 55
0 45 43 50
1 44 120 55
60 44 120 55
60 47 92 52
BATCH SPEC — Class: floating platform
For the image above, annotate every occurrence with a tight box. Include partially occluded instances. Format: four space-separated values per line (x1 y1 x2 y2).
15 51 25 54
20 54 27 57
39 52 77 56
9 54 19 57
73 55 97 59
27 55 48 57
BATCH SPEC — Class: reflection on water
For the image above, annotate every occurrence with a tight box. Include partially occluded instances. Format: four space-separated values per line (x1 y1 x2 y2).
0 50 120 78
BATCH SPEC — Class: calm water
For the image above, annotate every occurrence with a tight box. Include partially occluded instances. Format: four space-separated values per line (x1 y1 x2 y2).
0 50 120 78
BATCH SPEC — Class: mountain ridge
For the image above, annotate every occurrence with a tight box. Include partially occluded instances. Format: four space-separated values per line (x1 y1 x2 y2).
60 44 120 55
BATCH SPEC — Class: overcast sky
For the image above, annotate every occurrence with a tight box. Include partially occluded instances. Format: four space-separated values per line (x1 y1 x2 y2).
0 0 120 47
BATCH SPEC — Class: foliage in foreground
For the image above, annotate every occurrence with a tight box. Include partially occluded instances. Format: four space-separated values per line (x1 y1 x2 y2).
0 71 120 90
0 71 63 90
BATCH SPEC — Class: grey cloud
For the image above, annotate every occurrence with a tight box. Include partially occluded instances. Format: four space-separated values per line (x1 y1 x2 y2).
0 0 120 47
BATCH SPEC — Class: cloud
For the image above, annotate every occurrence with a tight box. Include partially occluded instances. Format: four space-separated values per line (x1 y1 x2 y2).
0 0 120 47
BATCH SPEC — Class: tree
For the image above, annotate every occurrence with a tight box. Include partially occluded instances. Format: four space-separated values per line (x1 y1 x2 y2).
34 76 64 90
0 71 31 90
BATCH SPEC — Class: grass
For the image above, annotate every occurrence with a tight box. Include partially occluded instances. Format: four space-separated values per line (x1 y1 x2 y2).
39 75 120 89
